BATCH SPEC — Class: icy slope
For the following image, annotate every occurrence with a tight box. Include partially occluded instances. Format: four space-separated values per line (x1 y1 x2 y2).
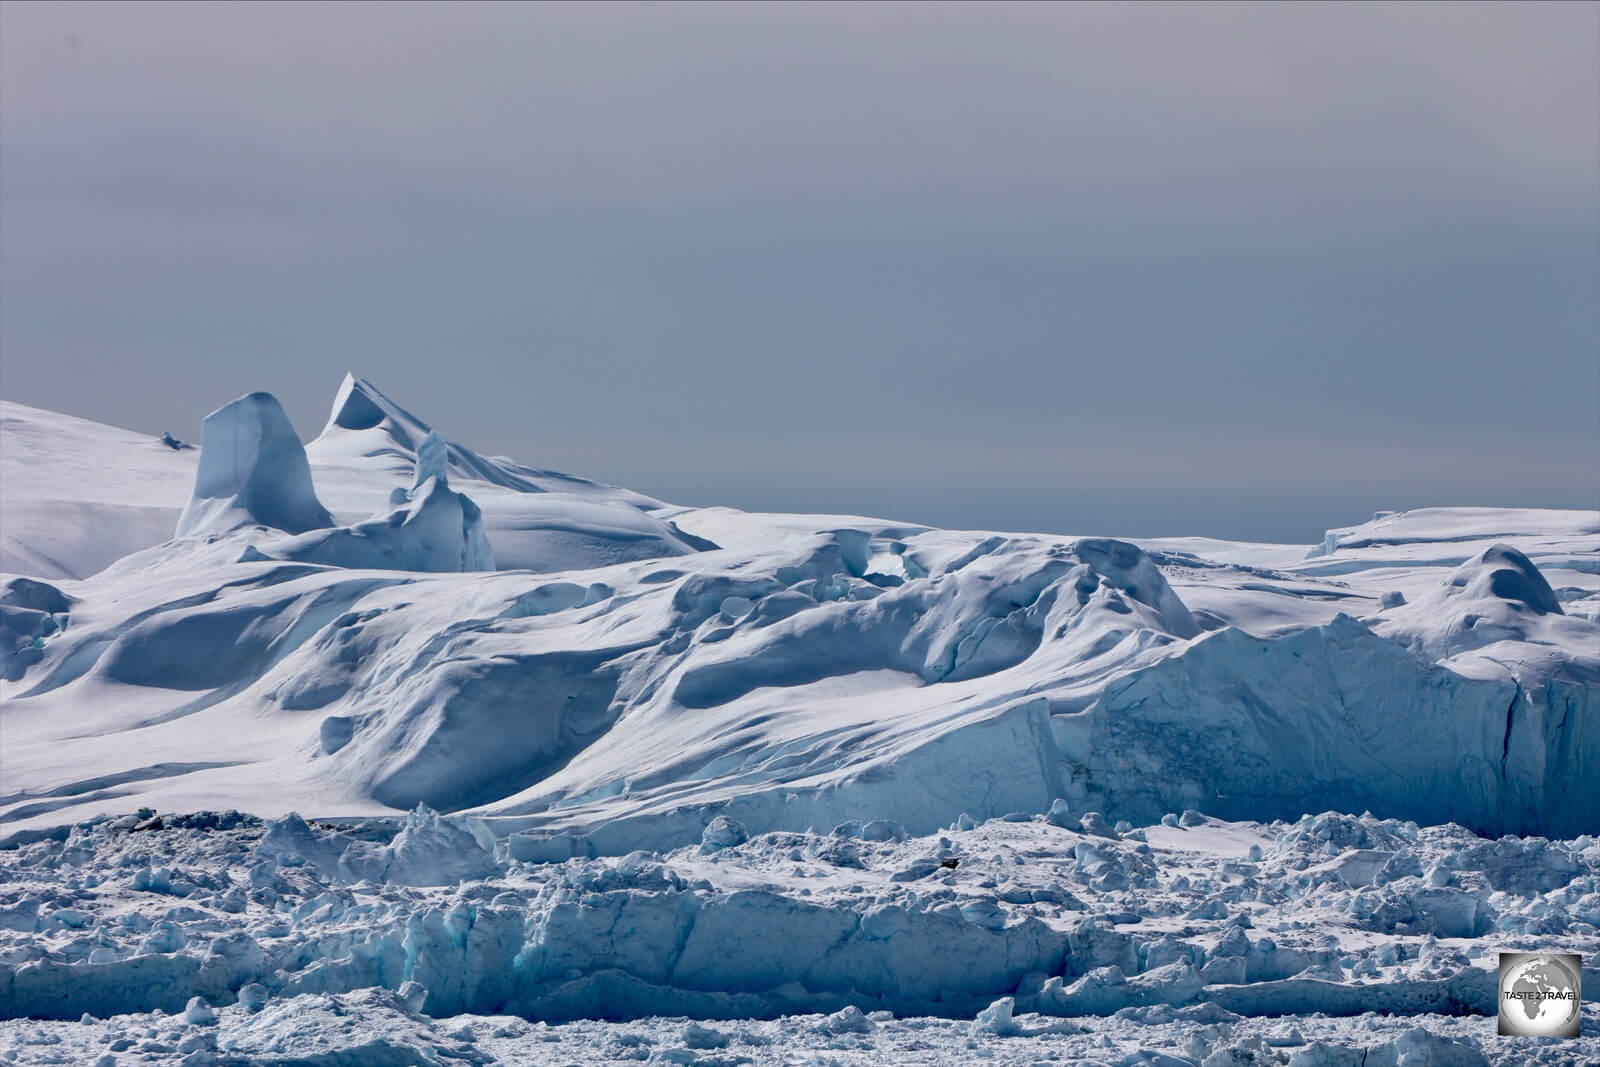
0 401 197 580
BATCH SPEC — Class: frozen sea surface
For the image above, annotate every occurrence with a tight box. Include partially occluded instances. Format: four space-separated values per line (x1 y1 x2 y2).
1 808 1597 1065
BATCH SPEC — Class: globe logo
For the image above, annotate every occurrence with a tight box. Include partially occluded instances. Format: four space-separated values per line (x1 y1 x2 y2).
1498 952 1581 1038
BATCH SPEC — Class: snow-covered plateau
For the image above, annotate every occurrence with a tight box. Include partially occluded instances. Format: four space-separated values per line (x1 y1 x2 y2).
1 376 1596 1065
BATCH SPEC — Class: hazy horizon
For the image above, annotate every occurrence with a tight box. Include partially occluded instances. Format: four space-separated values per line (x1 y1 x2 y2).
3 2 1596 542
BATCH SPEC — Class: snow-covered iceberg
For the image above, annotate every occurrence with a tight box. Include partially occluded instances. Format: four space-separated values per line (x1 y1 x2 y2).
2 381 1595 850
0 376 708 580
1 381 1596 1061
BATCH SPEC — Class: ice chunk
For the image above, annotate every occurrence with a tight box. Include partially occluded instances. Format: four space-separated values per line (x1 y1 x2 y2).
411 430 449 491
699 816 748 854
815 1005 875 1035
338 806 499 887
1046 799 1074 828
254 814 352 878
974 996 1021 1036
681 1022 731 1049
397 981 428 1014
175 392 333 538
275 470 495 572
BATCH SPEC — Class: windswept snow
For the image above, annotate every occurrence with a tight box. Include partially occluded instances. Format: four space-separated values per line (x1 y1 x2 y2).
0 402 198 580
1 378 1596 1063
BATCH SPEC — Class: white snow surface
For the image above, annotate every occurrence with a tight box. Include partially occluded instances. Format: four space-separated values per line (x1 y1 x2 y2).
1 378 1597 1061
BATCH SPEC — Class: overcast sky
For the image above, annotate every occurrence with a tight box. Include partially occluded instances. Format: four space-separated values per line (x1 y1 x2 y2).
2 1 1596 541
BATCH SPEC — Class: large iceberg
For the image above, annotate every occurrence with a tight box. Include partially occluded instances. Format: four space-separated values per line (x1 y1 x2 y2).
1 381 1596 1062
1 383 1595 849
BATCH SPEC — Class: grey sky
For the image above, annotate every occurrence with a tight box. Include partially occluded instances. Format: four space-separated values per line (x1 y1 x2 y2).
2 1 1596 541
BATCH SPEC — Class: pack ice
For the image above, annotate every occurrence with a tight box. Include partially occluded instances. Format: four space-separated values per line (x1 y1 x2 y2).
1 378 1595 1065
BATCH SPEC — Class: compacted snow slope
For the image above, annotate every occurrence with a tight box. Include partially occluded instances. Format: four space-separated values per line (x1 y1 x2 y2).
1 378 1596 1065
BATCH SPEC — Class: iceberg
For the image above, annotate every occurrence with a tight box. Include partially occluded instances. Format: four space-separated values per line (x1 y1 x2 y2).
0 380 1594 1062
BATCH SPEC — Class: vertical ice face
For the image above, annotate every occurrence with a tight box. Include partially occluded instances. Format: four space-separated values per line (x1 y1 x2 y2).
175 392 334 538
460 494 495 571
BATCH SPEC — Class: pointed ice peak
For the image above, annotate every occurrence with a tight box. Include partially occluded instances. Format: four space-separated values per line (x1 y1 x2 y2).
316 373 543 494
311 372 665 506
176 392 334 539
326 372 386 432
412 431 449 492
323 373 434 449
